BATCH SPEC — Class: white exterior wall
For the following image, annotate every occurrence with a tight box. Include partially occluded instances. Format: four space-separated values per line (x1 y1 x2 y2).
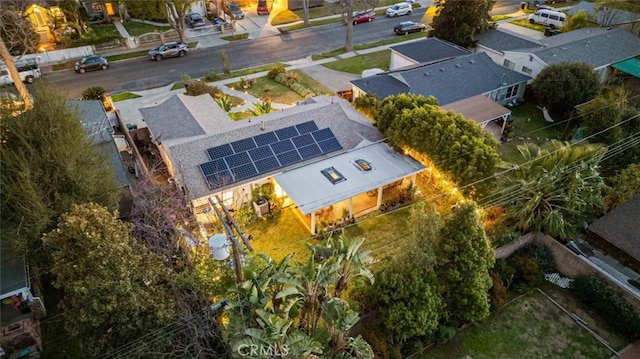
21 46 94 65
390 52 419 71
502 51 547 82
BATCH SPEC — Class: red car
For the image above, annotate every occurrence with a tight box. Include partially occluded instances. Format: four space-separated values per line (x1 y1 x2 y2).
350 10 376 25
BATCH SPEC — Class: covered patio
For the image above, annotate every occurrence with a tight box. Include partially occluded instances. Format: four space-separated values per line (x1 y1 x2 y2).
442 94 512 141
274 142 425 233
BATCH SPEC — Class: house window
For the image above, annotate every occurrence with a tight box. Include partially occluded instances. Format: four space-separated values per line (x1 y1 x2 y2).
321 167 346 185
503 59 515 69
505 84 520 99
522 66 533 75
92 3 103 12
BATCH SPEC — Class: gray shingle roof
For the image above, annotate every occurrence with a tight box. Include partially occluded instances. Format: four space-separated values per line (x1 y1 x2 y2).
67 100 129 187
588 194 640 262
477 29 542 52
351 52 531 105
390 37 470 64
167 96 384 200
139 94 206 140
567 1 638 26
533 28 640 68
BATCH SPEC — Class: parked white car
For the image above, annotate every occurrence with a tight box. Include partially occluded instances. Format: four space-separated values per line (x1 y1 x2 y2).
386 2 412 17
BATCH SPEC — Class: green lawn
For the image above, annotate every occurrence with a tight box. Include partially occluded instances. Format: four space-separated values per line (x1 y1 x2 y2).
226 70 332 105
499 103 562 164
245 208 312 262
122 22 170 36
424 289 623 359
111 92 141 102
322 50 390 74
90 24 121 38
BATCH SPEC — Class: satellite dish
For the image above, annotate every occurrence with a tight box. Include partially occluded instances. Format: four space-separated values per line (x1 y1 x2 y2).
208 233 230 260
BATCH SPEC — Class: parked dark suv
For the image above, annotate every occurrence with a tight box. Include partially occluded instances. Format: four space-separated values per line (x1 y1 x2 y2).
393 21 426 35
74 55 108 73
148 42 188 61
185 13 206 28
226 2 245 19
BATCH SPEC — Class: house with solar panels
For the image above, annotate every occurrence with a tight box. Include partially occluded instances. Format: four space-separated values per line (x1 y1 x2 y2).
139 94 425 233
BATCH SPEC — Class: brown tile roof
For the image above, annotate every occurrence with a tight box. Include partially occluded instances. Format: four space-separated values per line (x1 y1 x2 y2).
589 194 640 262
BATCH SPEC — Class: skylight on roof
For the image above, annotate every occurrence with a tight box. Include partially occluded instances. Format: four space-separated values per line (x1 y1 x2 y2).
321 167 346 185
353 159 373 172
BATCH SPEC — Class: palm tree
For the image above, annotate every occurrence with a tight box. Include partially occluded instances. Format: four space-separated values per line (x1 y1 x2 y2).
498 140 608 240
293 255 340 334
233 309 322 358
312 234 374 298
321 298 374 359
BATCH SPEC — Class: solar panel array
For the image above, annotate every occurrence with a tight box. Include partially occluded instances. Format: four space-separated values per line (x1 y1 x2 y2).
200 121 342 189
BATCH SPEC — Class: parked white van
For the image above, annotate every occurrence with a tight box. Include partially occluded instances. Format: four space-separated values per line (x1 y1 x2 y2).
528 9 566 28
0 60 41 85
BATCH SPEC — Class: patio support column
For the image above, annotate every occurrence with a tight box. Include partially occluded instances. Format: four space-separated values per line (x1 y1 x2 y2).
376 186 383 208
348 197 353 217
411 174 417 187
311 212 316 234
501 114 509 135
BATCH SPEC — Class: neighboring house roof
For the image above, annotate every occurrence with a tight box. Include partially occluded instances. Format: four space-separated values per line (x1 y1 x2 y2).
588 194 640 262
274 142 425 214
0 240 28 300
476 28 542 52
165 96 385 200
442 95 511 125
351 52 531 105
67 100 129 188
567 1 639 26
139 93 229 142
532 28 640 68
390 37 470 64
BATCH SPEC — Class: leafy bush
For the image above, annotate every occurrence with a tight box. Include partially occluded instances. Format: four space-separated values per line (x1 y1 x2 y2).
508 256 543 287
353 93 379 120
490 272 508 309
185 81 223 99
204 70 220 82
488 227 521 247
267 66 286 79
571 275 640 340
82 86 107 100
215 96 232 112
514 244 556 273
234 204 257 226
493 258 516 288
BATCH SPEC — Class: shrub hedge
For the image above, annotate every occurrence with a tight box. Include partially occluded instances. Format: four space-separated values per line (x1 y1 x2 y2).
571 275 640 340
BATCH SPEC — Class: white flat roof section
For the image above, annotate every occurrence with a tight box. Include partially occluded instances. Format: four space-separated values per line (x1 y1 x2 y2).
275 142 425 214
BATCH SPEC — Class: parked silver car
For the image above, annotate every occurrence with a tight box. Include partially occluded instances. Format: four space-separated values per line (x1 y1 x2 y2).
148 42 188 61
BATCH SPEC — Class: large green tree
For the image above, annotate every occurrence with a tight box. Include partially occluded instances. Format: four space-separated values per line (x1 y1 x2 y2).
532 62 602 118
606 164 640 209
376 93 500 197
430 0 495 48
122 0 195 43
436 201 494 324
43 203 177 357
579 87 639 145
497 140 608 240
579 86 640 170
0 83 119 269
365 203 442 343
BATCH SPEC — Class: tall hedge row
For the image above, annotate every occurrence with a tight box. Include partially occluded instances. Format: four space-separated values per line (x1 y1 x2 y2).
571 275 640 340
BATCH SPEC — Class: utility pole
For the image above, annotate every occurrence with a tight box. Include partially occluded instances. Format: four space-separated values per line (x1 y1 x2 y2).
207 196 252 282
